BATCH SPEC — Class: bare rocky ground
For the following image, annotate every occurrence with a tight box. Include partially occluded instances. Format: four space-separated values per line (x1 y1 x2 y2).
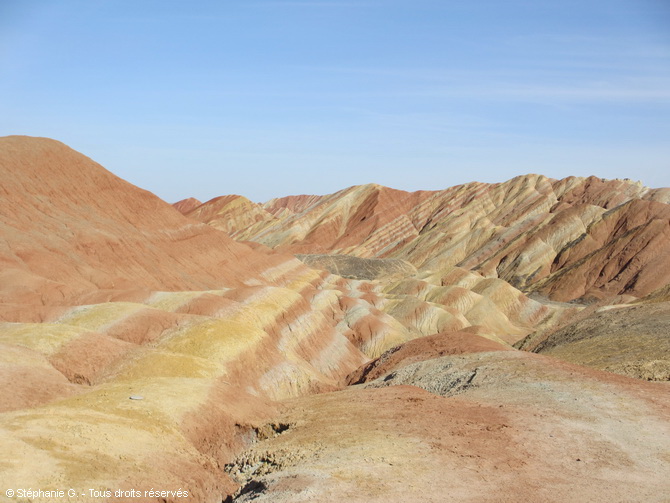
224 336 670 502
519 301 670 381
295 254 417 281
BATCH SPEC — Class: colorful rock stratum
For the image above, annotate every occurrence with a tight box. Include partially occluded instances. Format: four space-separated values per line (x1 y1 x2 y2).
0 135 668 503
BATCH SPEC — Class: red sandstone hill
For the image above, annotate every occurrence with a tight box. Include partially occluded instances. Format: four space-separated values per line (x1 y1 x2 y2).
172 196 202 214
182 177 670 302
0 136 299 307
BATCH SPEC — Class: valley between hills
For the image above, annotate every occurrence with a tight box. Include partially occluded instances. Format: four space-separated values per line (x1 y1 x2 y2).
1 136 669 502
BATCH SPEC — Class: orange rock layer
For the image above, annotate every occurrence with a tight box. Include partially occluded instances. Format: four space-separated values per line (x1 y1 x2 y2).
184 177 670 302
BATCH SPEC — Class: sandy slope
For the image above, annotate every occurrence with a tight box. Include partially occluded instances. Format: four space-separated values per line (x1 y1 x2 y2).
226 343 670 502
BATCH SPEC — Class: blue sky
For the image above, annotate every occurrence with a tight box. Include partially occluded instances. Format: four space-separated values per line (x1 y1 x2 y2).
1 0 669 202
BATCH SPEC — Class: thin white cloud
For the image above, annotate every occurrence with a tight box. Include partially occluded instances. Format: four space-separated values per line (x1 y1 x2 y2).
489 83 670 103
257 1 374 6
292 59 670 104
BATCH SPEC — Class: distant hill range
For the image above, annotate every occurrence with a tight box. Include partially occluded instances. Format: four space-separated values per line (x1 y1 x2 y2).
176 176 670 303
